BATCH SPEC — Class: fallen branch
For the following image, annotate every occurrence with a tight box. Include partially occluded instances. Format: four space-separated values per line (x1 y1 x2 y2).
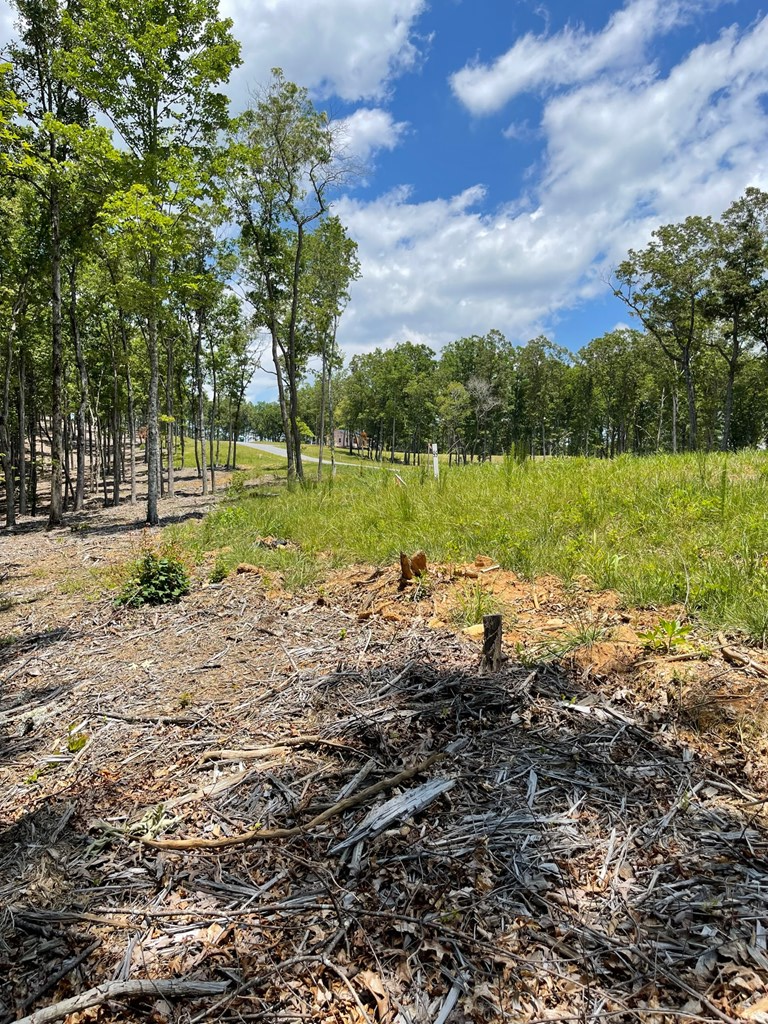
330 777 456 853
199 735 364 763
11 979 229 1024
718 633 768 677
135 750 447 850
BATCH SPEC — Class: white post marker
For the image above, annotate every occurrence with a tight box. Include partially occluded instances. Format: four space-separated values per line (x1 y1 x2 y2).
432 442 439 479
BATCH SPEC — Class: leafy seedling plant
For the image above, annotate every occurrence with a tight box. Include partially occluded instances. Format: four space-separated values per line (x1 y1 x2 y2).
116 549 190 608
208 560 229 584
67 725 88 753
637 618 692 654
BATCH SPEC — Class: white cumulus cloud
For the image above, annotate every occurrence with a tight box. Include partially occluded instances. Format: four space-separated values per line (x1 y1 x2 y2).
336 15 768 356
450 0 708 115
332 107 408 165
221 0 428 107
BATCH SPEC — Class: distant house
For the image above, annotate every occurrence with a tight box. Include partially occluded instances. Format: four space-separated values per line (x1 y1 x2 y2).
333 429 369 450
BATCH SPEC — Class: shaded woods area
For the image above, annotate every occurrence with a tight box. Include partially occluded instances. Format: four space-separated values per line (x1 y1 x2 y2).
1 546 767 1023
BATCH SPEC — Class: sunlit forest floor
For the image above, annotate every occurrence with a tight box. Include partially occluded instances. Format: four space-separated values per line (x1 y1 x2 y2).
1 460 768 1022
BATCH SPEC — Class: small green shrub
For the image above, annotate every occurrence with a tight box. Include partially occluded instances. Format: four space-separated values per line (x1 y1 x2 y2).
228 471 248 499
637 618 692 654
116 550 190 608
208 560 229 583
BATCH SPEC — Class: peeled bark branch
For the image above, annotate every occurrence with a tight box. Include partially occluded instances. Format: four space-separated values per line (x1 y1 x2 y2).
12 979 229 1024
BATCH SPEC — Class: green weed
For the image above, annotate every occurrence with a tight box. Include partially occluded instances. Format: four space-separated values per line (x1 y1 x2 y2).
208 560 229 583
59 568 106 599
637 618 692 654
282 552 322 592
453 582 499 627
67 726 88 753
25 765 53 785
116 546 190 608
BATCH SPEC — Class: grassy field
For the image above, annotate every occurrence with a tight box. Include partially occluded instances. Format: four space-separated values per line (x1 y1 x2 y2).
251 442 497 467
173 450 768 641
174 440 287 474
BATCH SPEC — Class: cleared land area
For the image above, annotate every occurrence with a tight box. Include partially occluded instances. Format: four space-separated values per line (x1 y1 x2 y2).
1 455 768 1023
184 449 768 640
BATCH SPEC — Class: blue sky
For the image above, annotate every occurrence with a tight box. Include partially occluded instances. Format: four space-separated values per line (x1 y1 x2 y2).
2 0 768 402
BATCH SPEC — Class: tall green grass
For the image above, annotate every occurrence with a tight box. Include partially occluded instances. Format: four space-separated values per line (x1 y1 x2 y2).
175 440 287 474
173 451 768 640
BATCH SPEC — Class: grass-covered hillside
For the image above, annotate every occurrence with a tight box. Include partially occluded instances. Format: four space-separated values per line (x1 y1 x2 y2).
175 450 768 640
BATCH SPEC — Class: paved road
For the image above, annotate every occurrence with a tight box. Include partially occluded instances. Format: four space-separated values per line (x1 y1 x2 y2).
239 442 394 471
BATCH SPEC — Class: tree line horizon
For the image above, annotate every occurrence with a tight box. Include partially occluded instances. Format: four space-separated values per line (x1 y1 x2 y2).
261 186 768 465
1 0 767 532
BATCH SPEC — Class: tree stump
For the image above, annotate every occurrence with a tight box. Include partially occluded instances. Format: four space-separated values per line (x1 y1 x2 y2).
481 614 503 673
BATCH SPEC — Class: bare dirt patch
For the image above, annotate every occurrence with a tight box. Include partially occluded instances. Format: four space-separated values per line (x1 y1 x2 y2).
2 487 768 1024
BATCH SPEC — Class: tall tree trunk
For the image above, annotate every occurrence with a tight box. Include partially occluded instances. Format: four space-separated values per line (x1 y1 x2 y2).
1 324 15 530
232 384 243 471
96 414 109 505
722 367 735 453
146 251 160 525
656 388 665 451
720 316 740 453
89 407 101 504
68 263 88 511
48 184 64 527
112 346 121 506
119 311 137 504
29 402 38 517
286 225 305 482
671 389 678 454
166 333 175 497
289 371 303 481
194 311 208 495
272 331 293 481
682 348 698 451
317 334 328 482
18 346 27 516
63 415 74 509
207 324 218 494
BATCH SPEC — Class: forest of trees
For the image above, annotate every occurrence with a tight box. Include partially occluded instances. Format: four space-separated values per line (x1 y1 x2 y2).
0 0 359 531
297 189 768 464
1 0 767 533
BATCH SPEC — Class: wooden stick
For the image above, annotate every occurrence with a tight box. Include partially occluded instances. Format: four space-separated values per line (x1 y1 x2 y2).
11 979 229 1024
717 632 768 677
199 736 364 762
136 750 447 851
